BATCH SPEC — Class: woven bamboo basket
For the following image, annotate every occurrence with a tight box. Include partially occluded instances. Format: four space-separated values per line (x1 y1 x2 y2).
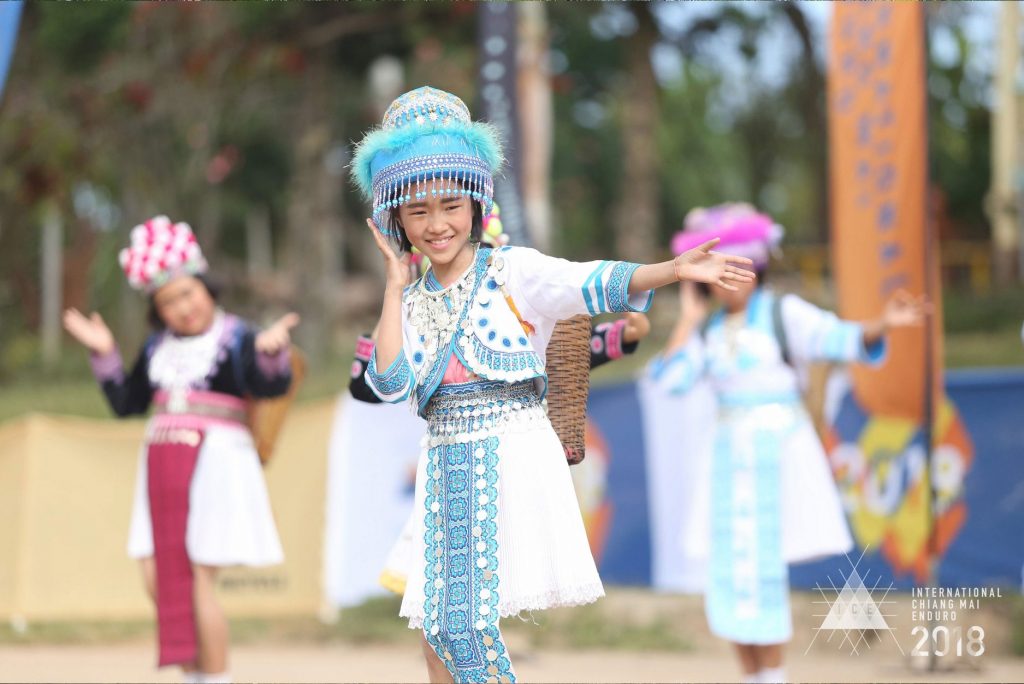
248 346 306 466
545 314 592 465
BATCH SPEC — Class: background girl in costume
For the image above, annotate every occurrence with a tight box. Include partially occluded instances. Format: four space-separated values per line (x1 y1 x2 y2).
62 216 298 684
353 86 755 683
647 203 928 684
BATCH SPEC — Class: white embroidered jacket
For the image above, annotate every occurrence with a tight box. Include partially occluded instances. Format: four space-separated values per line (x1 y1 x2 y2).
648 288 887 404
366 245 653 415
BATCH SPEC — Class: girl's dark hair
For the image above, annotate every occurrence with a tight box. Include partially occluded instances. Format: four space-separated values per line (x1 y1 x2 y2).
147 272 221 330
696 265 767 298
384 196 484 253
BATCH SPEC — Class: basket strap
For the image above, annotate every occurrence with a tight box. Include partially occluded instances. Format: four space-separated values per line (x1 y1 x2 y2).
770 292 792 367
487 252 536 335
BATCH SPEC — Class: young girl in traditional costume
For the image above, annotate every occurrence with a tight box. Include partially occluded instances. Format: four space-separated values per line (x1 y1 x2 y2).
352 86 755 682
648 203 927 684
63 216 297 683
327 206 515 610
331 199 651 680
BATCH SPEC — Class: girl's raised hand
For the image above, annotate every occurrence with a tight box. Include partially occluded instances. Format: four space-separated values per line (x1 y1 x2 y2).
255 312 300 354
673 238 756 291
882 290 930 329
63 308 116 356
366 218 412 290
622 311 651 344
679 281 709 328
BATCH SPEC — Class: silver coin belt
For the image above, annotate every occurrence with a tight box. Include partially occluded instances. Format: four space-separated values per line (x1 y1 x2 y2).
424 380 548 446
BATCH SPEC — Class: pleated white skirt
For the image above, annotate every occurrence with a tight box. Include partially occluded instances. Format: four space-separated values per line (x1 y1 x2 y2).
127 422 284 567
400 420 604 627
682 406 853 566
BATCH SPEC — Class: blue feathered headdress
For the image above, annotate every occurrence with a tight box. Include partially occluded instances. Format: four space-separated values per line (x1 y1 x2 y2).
351 87 503 231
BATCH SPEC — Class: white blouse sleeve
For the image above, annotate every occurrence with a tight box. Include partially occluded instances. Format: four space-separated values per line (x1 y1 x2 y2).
364 349 414 403
364 303 415 403
500 246 654 322
644 336 706 396
779 294 886 366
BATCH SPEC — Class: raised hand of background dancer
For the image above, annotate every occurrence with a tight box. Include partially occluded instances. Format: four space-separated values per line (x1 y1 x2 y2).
861 290 931 345
883 290 930 328
62 308 116 356
366 217 412 371
663 282 708 355
679 281 709 327
255 312 301 355
673 238 756 291
622 312 651 344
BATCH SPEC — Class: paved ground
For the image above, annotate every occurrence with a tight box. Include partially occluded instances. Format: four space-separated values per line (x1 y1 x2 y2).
0 639 1018 683
3 589 1020 682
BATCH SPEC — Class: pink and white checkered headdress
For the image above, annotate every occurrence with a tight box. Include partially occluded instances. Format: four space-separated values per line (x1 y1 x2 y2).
118 216 208 293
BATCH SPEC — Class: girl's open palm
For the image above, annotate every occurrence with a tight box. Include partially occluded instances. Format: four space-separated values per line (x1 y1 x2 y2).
63 308 116 356
674 238 756 291
883 290 930 329
366 218 412 289
255 312 300 354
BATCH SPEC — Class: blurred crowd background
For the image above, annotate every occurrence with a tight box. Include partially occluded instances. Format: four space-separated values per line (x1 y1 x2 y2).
0 2 1019 421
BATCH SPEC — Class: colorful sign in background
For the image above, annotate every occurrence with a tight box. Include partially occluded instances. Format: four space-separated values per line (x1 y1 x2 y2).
588 373 1022 592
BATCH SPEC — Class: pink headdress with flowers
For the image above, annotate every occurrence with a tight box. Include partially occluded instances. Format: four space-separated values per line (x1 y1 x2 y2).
119 216 208 293
671 202 783 267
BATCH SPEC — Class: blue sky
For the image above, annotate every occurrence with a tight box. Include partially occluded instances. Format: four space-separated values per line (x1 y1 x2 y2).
647 1 999 106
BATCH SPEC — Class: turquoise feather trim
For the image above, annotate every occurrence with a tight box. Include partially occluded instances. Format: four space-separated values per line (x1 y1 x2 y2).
351 120 504 200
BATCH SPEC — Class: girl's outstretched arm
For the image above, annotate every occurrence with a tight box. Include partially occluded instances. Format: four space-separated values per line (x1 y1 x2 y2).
64 308 153 416
240 313 299 399
859 290 930 347
628 238 755 294
778 290 928 367
63 308 115 356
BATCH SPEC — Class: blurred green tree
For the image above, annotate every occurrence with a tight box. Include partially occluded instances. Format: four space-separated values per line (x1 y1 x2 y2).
0 2 1000 378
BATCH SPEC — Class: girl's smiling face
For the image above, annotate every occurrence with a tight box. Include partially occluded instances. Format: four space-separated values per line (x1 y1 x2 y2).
152 275 216 336
396 181 475 270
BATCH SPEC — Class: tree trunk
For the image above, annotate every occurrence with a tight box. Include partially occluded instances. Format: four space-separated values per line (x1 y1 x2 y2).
613 7 660 264
245 204 274 280
778 3 829 242
117 190 147 352
517 3 554 252
40 202 62 371
283 51 342 364
478 2 530 247
990 1 1021 284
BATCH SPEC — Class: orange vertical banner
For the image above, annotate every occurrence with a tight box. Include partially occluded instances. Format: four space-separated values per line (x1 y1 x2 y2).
828 2 942 421
826 4 973 583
